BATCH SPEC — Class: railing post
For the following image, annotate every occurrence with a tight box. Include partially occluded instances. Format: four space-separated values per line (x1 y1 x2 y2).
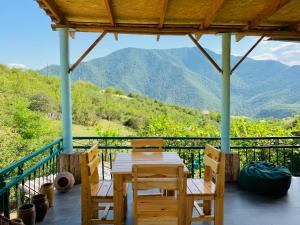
58 28 73 154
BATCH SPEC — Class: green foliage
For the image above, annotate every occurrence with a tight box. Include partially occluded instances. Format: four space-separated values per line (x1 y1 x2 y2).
1 64 300 169
29 92 53 113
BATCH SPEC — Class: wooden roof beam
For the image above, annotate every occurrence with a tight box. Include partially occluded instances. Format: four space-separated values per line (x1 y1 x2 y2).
159 0 169 28
69 31 107 72
38 0 68 24
288 21 300 31
231 36 264 74
53 24 300 36
188 34 222 73
103 0 115 26
203 0 226 28
243 0 290 30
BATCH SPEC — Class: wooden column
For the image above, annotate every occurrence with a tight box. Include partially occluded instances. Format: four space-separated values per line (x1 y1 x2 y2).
225 152 240 182
59 153 81 184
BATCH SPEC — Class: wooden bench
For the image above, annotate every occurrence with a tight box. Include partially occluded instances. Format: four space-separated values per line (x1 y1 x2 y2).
132 164 185 225
185 144 225 225
131 139 164 152
81 144 127 225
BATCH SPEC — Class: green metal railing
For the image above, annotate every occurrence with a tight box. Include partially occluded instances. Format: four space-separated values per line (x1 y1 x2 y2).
72 136 300 179
0 139 63 218
1 136 300 218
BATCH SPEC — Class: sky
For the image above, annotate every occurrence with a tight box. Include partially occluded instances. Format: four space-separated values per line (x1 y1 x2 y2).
1 0 300 69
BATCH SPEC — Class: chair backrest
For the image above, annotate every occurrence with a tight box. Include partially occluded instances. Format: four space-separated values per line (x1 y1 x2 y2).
80 144 100 200
131 139 164 152
204 144 225 197
132 164 184 224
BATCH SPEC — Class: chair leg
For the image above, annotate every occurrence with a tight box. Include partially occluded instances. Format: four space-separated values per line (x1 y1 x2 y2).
185 196 193 225
214 197 224 225
203 200 211 215
92 202 99 219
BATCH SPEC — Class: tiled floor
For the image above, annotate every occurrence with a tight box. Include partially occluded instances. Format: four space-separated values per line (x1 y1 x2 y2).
40 178 300 225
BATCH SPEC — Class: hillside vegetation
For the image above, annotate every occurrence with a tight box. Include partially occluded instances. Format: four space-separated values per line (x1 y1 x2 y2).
41 47 300 118
1 65 300 168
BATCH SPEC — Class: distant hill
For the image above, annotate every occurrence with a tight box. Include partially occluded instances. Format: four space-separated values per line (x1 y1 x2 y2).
40 47 300 118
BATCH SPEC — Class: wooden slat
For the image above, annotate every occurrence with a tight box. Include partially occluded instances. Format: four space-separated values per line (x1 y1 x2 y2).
137 178 178 190
204 155 219 173
243 0 291 30
187 179 202 195
87 144 99 162
88 157 100 176
131 138 164 152
103 0 115 26
204 144 221 161
159 0 169 28
192 179 215 195
203 0 226 28
97 181 112 197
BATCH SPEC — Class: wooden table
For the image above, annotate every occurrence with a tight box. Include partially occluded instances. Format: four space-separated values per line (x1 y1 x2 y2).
111 152 188 225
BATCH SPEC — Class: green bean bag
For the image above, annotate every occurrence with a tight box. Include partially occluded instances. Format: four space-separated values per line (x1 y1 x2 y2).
238 162 292 196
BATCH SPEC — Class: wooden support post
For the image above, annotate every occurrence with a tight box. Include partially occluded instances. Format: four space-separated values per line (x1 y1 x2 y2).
225 152 240 182
59 153 81 184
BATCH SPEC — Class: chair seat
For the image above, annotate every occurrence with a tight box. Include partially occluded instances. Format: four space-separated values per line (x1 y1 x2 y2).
186 179 215 196
91 181 114 201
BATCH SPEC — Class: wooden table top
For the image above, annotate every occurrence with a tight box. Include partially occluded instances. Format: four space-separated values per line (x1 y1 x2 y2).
111 152 188 174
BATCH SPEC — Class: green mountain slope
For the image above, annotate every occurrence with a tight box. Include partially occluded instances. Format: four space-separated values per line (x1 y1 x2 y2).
40 47 300 118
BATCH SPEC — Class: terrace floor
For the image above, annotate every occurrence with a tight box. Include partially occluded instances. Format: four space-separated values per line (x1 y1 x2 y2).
39 178 300 225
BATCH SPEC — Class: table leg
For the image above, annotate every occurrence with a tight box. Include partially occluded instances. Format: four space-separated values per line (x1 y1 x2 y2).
114 174 124 225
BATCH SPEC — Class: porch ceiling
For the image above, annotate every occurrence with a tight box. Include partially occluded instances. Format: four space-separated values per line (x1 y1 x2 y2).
37 0 300 39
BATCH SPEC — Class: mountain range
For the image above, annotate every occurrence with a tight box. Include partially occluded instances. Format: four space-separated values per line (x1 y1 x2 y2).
40 47 300 118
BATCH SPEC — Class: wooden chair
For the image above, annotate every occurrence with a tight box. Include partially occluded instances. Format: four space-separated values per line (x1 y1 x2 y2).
131 139 164 152
132 164 185 225
80 144 127 225
185 144 225 225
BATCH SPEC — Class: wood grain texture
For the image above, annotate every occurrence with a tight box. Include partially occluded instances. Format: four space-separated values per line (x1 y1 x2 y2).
80 144 115 224
38 0 300 37
131 138 164 152
185 145 225 225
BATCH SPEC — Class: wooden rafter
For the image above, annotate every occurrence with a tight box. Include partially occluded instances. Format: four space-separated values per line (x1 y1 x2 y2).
203 0 226 28
243 0 290 30
69 31 107 72
159 0 169 28
188 34 222 73
231 36 264 74
38 0 67 24
103 0 115 26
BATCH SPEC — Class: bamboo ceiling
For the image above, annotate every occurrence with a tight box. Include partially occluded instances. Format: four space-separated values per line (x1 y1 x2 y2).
37 0 300 38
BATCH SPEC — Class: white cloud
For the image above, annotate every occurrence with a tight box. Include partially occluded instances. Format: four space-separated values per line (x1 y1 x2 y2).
7 63 26 69
250 42 300 66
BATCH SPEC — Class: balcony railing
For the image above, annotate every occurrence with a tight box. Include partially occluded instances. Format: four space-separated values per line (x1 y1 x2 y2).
1 136 300 218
